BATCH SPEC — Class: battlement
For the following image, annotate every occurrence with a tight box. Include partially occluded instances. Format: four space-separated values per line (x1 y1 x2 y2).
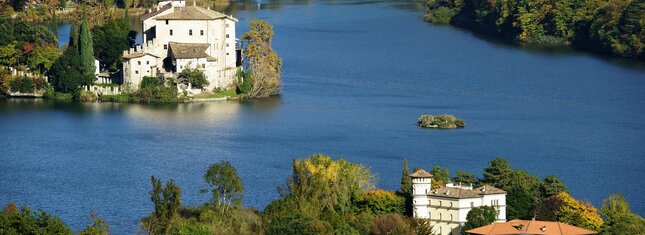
122 38 158 58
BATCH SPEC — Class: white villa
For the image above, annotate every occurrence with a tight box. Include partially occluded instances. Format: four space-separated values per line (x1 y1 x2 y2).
122 0 239 92
410 169 507 235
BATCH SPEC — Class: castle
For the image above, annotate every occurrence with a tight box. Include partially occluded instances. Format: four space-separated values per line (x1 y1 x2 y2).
410 169 507 235
121 0 239 92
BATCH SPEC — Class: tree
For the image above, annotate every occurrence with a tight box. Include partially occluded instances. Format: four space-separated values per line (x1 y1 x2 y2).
143 176 181 235
400 158 412 195
506 185 534 220
0 202 73 234
48 23 94 93
79 10 96 77
430 164 449 189
461 206 498 234
370 213 413 235
283 154 375 215
541 175 568 198
353 190 405 215
534 192 603 231
241 19 283 98
0 43 18 68
178 67 209 89
482 157 512 185
203 161 244 213
28 46 61 73
78 212 110 235
599 193 645 234
453 171 478 186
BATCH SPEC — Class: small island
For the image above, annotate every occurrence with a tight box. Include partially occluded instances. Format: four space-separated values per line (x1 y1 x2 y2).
417 114 465 129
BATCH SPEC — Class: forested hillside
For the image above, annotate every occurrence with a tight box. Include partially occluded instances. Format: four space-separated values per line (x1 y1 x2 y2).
424 0 644 60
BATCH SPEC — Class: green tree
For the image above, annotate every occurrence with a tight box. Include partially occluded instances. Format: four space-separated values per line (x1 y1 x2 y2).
453 171 478 186
0 202 73 234
482 157 512 185
541 175 568 198
461 206 498 235
203 161 244 213
400 158 412 195
143 176 182 235
506 185 534 220
0 43 18 68
78 212 110 235
28 46 61 73
599 193 645 234
430 164 450 189
92 18 135 71
241 19 283 98
370 213 413 235
178 67 209 89
265 213 333 235
79 10 96 77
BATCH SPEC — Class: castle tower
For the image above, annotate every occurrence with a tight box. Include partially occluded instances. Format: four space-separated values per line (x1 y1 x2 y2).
410 169 433 218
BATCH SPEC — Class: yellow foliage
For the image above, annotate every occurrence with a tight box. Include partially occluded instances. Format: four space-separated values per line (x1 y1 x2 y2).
553 192 603 231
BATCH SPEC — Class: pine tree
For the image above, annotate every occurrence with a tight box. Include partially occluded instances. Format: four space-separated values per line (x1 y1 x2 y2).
79 10 95 77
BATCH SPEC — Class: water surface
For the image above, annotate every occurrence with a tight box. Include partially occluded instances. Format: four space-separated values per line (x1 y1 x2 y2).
2 0 645 233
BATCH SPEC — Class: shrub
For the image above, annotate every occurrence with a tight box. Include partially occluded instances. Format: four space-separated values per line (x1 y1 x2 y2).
423 7 457 24
370 214 412 235
79 91 97 102
265 213 330 235
179 67 209 89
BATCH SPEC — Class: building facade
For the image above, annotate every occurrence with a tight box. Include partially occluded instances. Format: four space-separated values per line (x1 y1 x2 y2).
122 0 239 91
410 169 507 235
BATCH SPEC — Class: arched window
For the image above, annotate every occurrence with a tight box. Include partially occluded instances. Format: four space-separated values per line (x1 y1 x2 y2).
428 212 431 219
439 213 442 221
439 226 443 234
449 202 453 207
450 214 453 221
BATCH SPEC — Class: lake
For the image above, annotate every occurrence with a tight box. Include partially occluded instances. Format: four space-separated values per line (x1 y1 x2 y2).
3 0 645 233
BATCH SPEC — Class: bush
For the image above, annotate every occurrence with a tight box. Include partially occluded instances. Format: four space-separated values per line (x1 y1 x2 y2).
132 78 180 103
265 213 332 235
179 67 209 89
371 214 412 235
0 203 73 234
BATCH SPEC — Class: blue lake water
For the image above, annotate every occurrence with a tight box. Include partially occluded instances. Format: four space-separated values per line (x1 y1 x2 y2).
3 0 645 233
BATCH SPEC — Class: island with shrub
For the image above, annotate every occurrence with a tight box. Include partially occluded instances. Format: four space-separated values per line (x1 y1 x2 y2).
417 114 465 129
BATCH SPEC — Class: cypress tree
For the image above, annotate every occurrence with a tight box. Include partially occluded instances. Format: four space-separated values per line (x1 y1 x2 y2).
79 10 95 77
69 23 78 49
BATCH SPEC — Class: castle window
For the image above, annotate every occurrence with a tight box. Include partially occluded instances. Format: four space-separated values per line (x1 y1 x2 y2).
170 29 173 35
165 20 168 25
226 34 229 38
450 214 453 221
164 44 168 49
200 30 204 35
189 30 193 36
428 212 431 219
225 23 229 28
471 202 474 208
138 61 141 65
146 61 149 65
439 213 442 220
135 70 138 74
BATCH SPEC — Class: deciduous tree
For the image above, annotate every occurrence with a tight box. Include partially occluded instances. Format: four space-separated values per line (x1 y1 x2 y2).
203 161 244 213
241 19 283 98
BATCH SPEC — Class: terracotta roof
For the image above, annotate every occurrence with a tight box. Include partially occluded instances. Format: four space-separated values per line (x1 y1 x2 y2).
169 42 209 59
428 187 482 199
466 220 598 235
140 4 172 21
122 52 159 59
155 6 238 21
474 185 506 195
409 169 433 178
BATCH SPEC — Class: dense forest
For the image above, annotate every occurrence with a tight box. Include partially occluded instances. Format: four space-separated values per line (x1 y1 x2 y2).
424 0 644 60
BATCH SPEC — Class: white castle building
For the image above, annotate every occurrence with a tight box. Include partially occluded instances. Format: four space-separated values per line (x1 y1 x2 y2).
410 169 507 235
122 0 239 91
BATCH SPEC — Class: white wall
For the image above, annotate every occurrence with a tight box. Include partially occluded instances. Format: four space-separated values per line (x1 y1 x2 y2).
124 54 157 89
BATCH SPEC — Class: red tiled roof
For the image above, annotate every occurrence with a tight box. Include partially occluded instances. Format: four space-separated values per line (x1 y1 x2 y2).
466 220 598 235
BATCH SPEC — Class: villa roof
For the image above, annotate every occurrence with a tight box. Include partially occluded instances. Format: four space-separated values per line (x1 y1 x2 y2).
140 4 172 21
122 52 159 59
409 169 433 178
155 6 239 22
169 42 209 59
466 220 598 235
428 187 482 199
474 185 506 195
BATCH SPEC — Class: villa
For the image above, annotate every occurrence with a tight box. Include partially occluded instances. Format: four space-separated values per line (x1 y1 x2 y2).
410 169 507 235
121 0 240 93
